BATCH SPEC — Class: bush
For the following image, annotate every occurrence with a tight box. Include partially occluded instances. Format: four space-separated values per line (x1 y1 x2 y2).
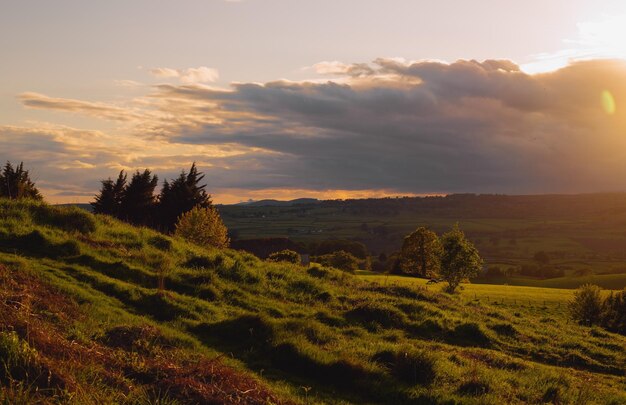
174 206 229 248
315 250 360 273
267 249 301 264
569 284 603 326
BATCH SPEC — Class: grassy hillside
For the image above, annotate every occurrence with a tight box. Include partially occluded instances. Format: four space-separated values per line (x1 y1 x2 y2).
219 194 626 289
1 199 625 404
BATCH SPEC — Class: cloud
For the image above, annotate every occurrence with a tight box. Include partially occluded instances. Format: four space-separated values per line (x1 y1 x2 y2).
149 66 219 84
10 58 626 203
18 92 143 122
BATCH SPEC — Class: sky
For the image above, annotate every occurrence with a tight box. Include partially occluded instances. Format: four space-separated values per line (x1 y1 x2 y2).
1 0 626 203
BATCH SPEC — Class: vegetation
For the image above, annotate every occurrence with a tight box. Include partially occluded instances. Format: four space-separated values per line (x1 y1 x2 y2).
398 227 441 277
569 284 626 334
175 205 230 248
314 250 361 273
0 161 42 200
569 284 604 326
268 249 301 264
93 163 214 232
218 194 626 290
440 226 483 292
0 199 624 404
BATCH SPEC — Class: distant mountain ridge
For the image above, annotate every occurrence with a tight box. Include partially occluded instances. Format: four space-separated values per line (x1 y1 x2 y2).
229 198 320 207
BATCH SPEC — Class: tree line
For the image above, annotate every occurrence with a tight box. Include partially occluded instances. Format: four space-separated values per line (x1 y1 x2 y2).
92 163 213 231
92 163 229 247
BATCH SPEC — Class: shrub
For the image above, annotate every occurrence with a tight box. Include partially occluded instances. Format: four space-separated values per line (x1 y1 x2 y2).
174 206 229 248
267 249 301 264
569 284 603 326
315 250 360 273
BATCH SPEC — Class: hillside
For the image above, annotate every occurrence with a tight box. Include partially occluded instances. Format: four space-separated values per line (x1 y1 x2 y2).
1 199 625 404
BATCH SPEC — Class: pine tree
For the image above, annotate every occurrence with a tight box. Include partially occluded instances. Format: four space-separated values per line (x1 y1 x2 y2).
158 163 212 232
119 169 158 226
0 161 42 200
91 170 127 216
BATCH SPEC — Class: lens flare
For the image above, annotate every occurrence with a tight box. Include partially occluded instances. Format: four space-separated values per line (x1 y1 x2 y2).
602 90 616 115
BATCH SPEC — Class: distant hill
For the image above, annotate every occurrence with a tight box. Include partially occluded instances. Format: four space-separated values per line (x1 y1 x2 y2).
230 198 320 207
55 203 93 212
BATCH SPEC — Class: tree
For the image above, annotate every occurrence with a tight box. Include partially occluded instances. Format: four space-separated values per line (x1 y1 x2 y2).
398 227 442 277
119 169 158 226
268 249 301 264
174 205 229 248
158 163 212 232
0 162 42 200
569 284 603 326
91 170 127 216
440 225 483 292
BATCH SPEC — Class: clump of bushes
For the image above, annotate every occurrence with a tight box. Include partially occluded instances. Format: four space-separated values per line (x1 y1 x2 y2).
569 284 626 334
267 249 301 264
314 250 360 273
569 284 603 326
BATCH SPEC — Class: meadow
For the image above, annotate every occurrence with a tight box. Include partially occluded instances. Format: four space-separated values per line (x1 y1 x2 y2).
1 199 625 404
219 194 626 290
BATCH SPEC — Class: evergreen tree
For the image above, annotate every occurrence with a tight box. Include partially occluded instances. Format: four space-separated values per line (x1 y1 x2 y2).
91 171 127 216
119 169 158 226
158 163 212 231
0 161 42 200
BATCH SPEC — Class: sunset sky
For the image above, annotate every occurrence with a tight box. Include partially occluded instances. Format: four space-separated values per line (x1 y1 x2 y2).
2 0 626 203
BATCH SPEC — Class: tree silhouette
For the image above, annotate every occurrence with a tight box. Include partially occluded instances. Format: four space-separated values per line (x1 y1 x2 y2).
119 169 158 226
91 170 127 216
0 161 42 200
158 163 212 232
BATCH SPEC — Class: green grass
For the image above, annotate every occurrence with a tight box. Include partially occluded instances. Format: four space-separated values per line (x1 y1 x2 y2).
1 198 625 404
219 199 626 289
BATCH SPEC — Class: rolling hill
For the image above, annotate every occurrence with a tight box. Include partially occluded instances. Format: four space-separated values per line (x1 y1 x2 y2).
1 199 625 404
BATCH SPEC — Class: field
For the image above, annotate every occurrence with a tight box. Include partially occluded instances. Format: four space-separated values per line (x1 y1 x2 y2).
1 199 625 404
219 194 626 289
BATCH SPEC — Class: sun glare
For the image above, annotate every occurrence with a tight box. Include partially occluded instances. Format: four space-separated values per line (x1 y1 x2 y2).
601 90 616 115
576 14 626 59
